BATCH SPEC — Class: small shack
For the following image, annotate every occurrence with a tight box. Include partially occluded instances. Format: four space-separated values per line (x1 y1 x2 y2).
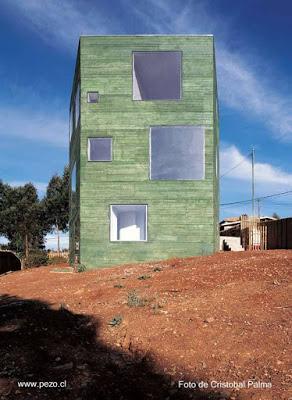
220 215 292 251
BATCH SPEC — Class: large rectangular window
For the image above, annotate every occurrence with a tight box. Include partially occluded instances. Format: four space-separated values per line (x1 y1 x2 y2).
133 51 181 100
74 82 80 129
88 138 112 161
150 126 205 180
110 205 147 241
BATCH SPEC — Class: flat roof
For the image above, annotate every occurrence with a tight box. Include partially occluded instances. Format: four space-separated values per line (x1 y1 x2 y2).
80 34 214 37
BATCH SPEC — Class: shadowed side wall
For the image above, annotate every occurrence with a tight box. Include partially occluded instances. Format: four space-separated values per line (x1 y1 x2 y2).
0 251 22 274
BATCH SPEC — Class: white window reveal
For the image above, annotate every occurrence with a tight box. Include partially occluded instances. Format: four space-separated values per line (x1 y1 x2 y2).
87 91 99 103
69 104 74 140
150 126 205 180
110 205 147 241
88 138 112 161
133 51 182 100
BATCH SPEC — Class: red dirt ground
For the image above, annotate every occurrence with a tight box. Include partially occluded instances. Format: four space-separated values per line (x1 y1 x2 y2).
0 250 291 400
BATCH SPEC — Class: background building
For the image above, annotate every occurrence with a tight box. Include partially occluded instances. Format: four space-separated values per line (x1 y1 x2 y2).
69 35 219 268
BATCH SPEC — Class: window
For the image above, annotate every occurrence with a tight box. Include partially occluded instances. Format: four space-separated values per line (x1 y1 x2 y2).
133 51 181 100
71 162 76 194
150 126 205 180
110 205 147 241
87 91 99 103
88 138 112 161
69 105 74 140
74 82 80 129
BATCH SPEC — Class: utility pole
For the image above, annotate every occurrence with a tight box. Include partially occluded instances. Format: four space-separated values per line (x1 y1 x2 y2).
257 198 260 218
251 147 255 219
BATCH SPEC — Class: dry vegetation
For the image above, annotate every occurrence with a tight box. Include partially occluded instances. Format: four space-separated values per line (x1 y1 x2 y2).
0 250 291 399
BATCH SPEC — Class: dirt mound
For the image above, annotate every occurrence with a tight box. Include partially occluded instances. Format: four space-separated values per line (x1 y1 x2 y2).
0 251 291 399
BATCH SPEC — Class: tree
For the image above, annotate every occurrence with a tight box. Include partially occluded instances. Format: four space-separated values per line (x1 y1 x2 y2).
272 212 280 220
44 166 69 255
0 181 47 261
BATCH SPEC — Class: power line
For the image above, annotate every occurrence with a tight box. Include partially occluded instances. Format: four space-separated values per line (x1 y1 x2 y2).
251 147 255 218
220 151 251 179
220 190 292 207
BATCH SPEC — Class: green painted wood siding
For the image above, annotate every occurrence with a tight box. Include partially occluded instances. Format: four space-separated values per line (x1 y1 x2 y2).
69 35 219 268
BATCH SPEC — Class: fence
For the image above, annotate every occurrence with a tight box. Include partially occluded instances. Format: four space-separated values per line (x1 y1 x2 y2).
47 251 69 260
240 217 292 250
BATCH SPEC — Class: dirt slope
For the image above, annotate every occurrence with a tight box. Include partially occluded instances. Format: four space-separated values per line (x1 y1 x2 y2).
0 250 291 400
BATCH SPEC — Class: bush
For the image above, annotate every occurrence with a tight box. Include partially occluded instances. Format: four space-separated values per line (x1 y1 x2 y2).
24 250 48 268
137 274 151 280
108 315 123 327
113 284 124 289
127 290 147 308
76 263 86 273
48 256 68 265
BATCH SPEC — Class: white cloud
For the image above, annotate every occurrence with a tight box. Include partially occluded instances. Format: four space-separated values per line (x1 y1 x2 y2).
45 233 69 250
219 145 292 219
2 0 117 51
128 0 292 142
220 144 292 188
0 107 67 148
0 236 9 245
0 234 69 250
9 180 48 196
217 50 292 141
2 0 292 143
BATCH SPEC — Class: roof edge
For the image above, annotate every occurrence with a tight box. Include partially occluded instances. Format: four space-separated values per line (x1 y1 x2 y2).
80 34 214 38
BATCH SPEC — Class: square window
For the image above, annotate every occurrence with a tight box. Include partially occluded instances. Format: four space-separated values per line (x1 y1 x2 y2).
88 138 112 161
150 126 205 180
87 91 99 103
110 205 147 241
133 51 182 100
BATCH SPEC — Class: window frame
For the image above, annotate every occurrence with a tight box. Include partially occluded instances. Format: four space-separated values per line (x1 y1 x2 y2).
109 204 148 242
149 125 205 181
71 162 76 196
87 91 100 103
87 137 113 162
132 50 183 102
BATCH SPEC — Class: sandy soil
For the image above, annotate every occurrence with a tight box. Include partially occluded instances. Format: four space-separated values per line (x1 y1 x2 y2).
0 250 291 400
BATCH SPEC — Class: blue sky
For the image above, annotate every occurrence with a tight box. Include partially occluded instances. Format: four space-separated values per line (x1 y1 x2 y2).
1 0 292 247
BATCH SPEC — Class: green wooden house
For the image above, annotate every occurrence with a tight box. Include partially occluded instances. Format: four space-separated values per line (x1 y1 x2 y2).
69 35 219 269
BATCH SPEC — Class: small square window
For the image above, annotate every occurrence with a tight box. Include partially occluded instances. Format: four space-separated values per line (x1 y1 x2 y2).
87 92 99 103
88 138 112 161
133 51 182 100
150 126 205 180
110 205 147 241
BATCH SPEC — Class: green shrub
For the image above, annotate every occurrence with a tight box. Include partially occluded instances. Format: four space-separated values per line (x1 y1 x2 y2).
113 284 124 288
24 250 48 268
108 315 123 327
48 256 68 265
76 263 86 273
127 290 147 307
137 274 151 280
